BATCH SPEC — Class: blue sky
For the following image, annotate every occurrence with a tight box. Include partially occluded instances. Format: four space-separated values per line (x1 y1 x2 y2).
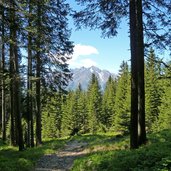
67 1 130 74
67 1 170 74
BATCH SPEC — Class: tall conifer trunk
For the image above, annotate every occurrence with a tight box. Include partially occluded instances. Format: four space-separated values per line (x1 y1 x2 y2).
10 0 24 151
136 0 146 145
130 0 146 148
13 31 24 151
1 0 6 141
27 0 34 147
36 0 42 146
10 0 16 146
130 0 138 149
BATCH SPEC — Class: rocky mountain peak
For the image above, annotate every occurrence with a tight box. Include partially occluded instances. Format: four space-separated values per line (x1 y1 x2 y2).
67 66 115 91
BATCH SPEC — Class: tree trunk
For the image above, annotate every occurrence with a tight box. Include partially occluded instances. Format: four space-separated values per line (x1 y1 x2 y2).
36 52 41 146
10 0 16 146
36 0 42 146
129 0 146 149
10 0 24 151
129 0 138 149
1 0 6 141
27 0 34 148
136 0 146 145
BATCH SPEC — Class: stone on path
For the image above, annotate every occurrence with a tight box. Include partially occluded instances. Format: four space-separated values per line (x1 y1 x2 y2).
34 140 87 171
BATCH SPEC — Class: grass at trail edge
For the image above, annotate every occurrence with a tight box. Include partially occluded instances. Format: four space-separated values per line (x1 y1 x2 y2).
0 138 67 171
71 130 171 171
1 130 171 171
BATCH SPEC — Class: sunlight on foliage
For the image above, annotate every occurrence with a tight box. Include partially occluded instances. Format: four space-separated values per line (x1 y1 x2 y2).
72 130 171 171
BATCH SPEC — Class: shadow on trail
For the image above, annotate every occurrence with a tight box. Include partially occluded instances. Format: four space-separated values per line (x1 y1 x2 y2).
35 140 88 171
34 134 127 171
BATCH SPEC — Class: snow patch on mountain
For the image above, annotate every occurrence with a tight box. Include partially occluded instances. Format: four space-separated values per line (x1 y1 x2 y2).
67 66 115 91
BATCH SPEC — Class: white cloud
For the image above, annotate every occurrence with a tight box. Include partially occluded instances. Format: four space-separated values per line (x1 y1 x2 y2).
68 44 99 68
73 44 99 59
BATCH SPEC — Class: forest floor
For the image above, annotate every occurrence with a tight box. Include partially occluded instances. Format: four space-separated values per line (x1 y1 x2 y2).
2 131 171 171
34 133 125 171
34 139 88 171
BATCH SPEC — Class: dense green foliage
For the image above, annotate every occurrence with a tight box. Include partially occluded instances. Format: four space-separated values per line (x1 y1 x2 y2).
87 74 103 133
145 49 162 132
102 76 116 129
42 93 62 138
112 62 130 134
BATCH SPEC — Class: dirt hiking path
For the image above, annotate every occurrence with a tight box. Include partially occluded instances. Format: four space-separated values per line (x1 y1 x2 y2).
34 140 88 171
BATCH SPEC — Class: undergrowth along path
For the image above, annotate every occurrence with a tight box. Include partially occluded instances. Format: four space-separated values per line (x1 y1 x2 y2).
34 140 88 171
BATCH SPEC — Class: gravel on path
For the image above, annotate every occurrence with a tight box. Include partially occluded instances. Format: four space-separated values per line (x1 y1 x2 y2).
34 140 88 171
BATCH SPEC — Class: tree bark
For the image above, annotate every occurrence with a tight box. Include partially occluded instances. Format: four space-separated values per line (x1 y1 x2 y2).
10 0 16 146
10 0 24 151
136 0 146 145
129 0 146 149
27 0 34 148
36 0 42 146
1 0 6 141
129 0 138 149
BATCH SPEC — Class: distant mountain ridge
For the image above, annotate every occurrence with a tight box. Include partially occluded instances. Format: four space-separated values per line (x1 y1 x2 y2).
67 66 115 91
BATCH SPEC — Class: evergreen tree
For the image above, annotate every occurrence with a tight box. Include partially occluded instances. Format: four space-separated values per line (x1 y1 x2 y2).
77 90 89 134
112 61 130 134
157 63 171 131
73 87 81 131
61 91 77 136
157 81 171 131
42 93 62 139
74 84 88 133
145 49 162 132
61 84 88 136
102 76 116 129
87 74 102 133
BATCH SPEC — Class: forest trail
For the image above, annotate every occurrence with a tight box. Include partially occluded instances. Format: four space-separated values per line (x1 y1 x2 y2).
34 140 88 171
